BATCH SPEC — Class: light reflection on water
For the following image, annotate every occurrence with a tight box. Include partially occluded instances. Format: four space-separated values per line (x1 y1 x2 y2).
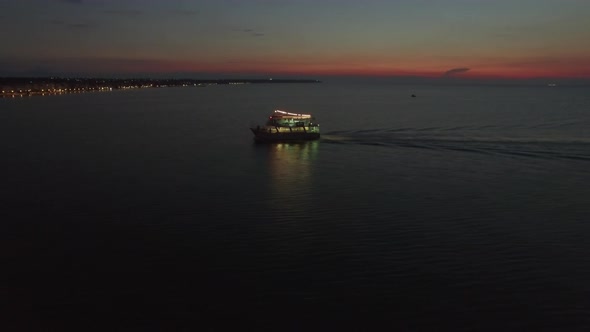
266 141 319 216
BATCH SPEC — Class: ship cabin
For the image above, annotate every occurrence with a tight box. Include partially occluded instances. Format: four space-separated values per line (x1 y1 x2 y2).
264 110 320 134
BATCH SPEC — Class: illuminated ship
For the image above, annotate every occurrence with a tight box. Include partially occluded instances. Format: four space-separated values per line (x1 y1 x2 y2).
250 110 320 142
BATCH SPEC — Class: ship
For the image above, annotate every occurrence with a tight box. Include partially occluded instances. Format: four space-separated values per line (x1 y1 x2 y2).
250 110 320 142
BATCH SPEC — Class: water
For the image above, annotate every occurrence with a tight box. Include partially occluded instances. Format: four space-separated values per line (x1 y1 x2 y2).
2 83 590 331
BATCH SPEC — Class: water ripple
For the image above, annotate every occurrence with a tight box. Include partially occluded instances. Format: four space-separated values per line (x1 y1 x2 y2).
322 128 590 162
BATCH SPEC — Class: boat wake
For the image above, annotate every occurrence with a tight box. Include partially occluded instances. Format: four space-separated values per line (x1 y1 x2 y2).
322 128 590 162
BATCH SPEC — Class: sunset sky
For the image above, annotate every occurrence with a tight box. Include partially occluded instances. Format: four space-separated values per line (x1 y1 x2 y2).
1 0 590 80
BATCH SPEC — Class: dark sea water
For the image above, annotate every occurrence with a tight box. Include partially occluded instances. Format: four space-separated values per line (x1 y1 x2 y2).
2 83 590 331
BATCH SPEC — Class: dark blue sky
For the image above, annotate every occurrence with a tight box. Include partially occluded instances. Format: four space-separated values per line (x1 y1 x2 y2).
1 0 589 79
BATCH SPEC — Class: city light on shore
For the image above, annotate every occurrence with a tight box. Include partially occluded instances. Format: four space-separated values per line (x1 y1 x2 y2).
0 77 320 98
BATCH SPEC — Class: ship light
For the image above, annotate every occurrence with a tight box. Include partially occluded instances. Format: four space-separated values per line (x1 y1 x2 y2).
273 109 311 118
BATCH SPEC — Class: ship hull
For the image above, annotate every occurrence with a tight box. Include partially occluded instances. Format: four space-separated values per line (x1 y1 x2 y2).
250 128 320 142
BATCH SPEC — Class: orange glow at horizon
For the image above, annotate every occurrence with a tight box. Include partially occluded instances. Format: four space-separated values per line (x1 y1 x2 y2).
24 52 590 80
112 57 590 80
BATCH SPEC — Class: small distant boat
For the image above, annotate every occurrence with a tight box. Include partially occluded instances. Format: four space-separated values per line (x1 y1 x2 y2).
250 110 320 142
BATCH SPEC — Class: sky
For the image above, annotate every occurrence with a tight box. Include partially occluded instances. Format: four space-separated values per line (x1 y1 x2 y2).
1 0 590 80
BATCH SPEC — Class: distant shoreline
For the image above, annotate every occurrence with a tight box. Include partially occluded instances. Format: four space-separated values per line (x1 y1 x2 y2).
0 77 321 98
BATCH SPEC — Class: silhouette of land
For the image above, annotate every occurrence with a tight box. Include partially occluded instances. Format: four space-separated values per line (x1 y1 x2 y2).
0 77 321 97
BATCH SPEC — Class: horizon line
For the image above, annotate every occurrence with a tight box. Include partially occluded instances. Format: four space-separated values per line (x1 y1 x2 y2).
2 73 590 81
2 76 590 87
